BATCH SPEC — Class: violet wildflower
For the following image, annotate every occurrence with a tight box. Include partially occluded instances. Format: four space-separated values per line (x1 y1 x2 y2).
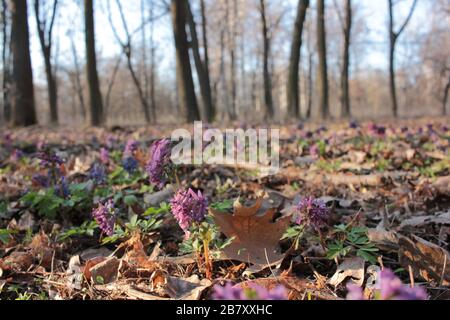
100 148 109 165
89 163 107 184
146 139 172 188
349 120 359 129
170 188 208 235
122 156 138 174
377 269 427 300
309 144 319 158
31 174 50 188
36 152 63 167
55 176 70 198
92 199 117 236
124 139 139 157
213 283 288 300
295 197 329 230
346 269 427 300
11 149 25 162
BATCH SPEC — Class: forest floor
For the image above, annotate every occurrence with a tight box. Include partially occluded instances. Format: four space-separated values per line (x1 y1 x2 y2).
0 117 449 300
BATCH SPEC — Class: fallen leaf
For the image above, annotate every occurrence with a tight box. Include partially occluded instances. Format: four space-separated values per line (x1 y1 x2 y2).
163 275 212 300
398 211 450 230
210 195 291 269
398 234 450 286
328 257 365 287
89 256 120 284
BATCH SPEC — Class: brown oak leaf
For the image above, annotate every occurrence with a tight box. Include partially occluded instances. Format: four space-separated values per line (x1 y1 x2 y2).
210 196 291 268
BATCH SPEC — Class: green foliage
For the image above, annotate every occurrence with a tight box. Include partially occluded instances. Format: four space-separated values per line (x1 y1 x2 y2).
20 189 67 219
59 221 98 241
179 217 234 257
143 202 170 216
281 225 304 250
101 214 162 245
0 229 16 244
326 224 379 264
315 159 341 172
210 199 234 212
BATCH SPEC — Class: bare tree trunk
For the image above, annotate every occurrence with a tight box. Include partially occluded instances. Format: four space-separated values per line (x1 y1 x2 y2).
10 0 36 127
185 0 215 122
286 0 309 119
69 31 86 120
228 0 237 120
340 0 352 118
443 73 450 115
259 0 274 119
199 0 213 121
1 0 11 122
34 0 58 124
108 0 151 124
171 0 200 122
316 0 329 119
149 0 156 122
84 0 103 126
388 0 417 118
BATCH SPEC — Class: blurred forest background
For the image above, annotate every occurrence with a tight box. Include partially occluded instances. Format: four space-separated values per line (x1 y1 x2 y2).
0 0 449 127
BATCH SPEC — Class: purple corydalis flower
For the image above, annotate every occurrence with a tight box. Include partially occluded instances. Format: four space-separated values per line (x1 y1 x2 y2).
36 152 63 167
122 156 138 174
89 163 107 184
55 176 70 198
309 144 319 157
349 120 359 129
146 139 171 188
92 199 117 236
170 188 208 235
124 139 139 157
32 174 50 188
295 197 329 230
11 149 25 161
346 269 427 300
378 269 427 300
212 283 288 300
100 148 109 165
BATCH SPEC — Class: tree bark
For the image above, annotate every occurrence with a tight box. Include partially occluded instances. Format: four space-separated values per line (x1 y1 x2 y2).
10 0 36 127
286 0 309 119
443 73 450 115
171 0 200 122
185 0 215 122
340 0 352 118
316 0 329 119
84 0 103 126
388 0 417 118
259 0 274 119
1 0 11 122
34 0 58 124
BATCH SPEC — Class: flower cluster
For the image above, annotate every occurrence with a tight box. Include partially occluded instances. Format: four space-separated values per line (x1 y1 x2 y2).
100 148 110 165
295 197 329 230
92 199 117 236
89 163 107 184
124 139 139 157
122 156 138 174
55 176 70 198
146 139 171 188
346 268 427 300
170 188 208 236
36 151 63 167
213 283 288 300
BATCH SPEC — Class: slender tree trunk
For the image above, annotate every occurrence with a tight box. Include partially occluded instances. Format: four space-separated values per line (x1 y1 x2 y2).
185 1 215 122
1 0 11 122
84 0 103 126
388 0 417 118
69 33 86 120
286 0 309 119
259 0 274 119
34 0 58 124
340 0 352 118
10 0 36 127
149 0 156 122
228 0 237 120
316 0 329 119
171 0 200 122
199 0 213 121
443 74 450 115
